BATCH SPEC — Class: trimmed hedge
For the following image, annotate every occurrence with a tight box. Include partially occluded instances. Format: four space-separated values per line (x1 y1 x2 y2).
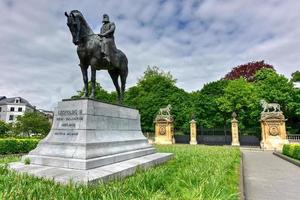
0 138 39 155
282 144 300 160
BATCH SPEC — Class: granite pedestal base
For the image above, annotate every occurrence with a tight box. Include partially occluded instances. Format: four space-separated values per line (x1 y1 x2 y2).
8 99 173 184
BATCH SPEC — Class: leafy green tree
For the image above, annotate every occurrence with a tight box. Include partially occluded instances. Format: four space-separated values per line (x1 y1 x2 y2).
72 81 116 103
291 71 300 82
216 78 259 130
254 69 300 133
192 80 229 128
124 66 192 133
254 69 295 114
13 112 51 137
0 120 10 135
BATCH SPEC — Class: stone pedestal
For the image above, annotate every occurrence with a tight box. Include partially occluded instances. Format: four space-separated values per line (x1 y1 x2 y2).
154 115 174 145
260 112 289 151
189 119 197 145
231 118 240 146
9 99 172 184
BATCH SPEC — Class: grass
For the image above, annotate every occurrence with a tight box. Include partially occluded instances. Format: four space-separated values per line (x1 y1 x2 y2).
0 145 240 200
0 155 20 164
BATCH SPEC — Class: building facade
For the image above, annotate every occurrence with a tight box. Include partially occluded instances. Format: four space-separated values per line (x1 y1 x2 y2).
0 96 35 123
38 109 54 124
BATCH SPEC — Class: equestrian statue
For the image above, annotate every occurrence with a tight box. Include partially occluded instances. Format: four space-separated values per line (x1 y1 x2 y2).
65 10 128 103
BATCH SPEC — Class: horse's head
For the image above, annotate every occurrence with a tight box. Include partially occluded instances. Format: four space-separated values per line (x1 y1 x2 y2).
65 10 82 45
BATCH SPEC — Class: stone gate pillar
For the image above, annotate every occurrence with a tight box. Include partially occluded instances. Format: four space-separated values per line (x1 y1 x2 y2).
231 112 240 146
260 111 289 150
154 116 174 145
190 119 197 145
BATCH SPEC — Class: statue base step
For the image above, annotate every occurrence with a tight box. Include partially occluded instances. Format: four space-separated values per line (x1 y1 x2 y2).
9 153 173 185
23 147 155 170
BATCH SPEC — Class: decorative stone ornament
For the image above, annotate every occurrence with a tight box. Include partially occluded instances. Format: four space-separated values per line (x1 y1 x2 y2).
259 100 289 150
154 105 174 144
231 112 240 146
189 119 197 145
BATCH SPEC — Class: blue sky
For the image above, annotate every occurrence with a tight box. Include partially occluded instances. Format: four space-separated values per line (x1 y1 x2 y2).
1 0 300 110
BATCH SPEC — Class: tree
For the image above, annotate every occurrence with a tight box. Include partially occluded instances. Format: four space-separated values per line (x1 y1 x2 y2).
224 60 275 81
291 70 300 82
13 112 51 137
124 66 192 133
216 78 259 130
0 120 10 135
72 81 116 103
192 80 229 128
254 69 295 113
254 68 300 133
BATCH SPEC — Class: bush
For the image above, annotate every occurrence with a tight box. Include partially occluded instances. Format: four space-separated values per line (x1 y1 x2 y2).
282 144 290 156
0 138 39 155
24 157 31 165
282 144 300 160
293 145 300 160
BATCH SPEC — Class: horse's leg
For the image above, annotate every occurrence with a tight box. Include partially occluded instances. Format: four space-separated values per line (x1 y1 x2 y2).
108 70 121 103
80 64 89 97
90 66 96 99
120 69 128 103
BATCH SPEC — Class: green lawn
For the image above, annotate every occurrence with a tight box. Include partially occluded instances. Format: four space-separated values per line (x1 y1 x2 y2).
0 155 20 164
0 145 240 200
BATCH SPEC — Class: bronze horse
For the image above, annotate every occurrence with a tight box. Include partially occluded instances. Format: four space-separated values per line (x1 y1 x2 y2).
65 10 128 103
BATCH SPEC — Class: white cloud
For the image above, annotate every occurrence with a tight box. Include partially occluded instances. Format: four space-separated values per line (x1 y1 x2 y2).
0 0 299 110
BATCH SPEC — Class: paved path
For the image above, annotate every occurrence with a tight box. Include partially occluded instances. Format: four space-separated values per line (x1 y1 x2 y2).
242 150 300 200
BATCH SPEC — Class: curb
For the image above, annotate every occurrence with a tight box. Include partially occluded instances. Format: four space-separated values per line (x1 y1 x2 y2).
239 151 245 200
273 151 300 167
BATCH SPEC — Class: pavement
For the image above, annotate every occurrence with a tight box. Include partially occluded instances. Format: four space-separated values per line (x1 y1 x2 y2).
242 150 300 200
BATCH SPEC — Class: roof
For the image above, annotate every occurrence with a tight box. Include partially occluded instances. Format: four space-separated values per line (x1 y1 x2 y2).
0 96 34 108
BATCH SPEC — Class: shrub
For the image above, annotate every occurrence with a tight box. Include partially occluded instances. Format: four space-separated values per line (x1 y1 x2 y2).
0 138 39 155
282 144 289 155
24 157 30 165
282 144 300 160
293 145 300 160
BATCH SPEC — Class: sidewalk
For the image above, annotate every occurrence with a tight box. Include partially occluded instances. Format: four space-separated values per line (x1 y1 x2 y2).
242 150 300 200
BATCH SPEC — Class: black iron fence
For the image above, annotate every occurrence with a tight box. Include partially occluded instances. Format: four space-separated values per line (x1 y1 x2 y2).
173 126 260 146
146 125 260 146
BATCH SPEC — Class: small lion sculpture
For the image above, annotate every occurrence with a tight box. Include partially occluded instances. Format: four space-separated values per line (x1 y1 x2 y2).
158 104 172 116
260 99 281 112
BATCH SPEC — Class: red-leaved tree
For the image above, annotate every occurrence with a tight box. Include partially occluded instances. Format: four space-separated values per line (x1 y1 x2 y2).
224 61 275 81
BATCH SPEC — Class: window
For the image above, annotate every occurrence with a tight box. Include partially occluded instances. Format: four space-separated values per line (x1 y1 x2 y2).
9 115 14 121
18 107 23 112
15 98 20 103
10 107 14 112
0 107 1 112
